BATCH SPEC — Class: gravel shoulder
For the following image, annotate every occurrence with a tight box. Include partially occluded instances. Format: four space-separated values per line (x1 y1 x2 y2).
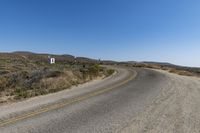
121 69 200 133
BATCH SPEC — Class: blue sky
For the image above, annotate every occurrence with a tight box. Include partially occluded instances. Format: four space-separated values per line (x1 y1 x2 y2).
0 0 200 67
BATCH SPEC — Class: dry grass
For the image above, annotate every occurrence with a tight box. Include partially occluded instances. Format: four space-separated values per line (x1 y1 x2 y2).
168 68 194 76
0 53 114 104
131 63 199 77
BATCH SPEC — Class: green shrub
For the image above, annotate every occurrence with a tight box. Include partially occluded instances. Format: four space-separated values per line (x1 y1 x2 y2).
88 64 100 76
106 69 115 76
0 77 8 91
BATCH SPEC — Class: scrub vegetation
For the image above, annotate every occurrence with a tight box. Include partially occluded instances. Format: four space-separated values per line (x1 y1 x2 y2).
0 52 114 103
118 61 200 77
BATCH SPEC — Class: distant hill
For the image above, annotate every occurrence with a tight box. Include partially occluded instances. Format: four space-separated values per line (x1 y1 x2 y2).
142 61 175 67
1 51 199 75
122 61 200 76
4 51 98 64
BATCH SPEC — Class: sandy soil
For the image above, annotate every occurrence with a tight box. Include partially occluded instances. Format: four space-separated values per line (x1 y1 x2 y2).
121 69 200 133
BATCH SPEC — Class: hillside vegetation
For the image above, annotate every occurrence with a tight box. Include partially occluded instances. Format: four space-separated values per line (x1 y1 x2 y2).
0 52 114 104
131 62 200 76
103 60 200 77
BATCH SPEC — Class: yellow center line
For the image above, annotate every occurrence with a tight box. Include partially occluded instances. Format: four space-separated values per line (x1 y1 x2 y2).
0 70 137 127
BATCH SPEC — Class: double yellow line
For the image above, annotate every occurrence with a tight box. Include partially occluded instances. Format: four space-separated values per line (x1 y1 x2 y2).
0 70 137 127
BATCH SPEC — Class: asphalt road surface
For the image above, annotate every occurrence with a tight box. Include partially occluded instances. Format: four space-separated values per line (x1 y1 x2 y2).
1 66 200 133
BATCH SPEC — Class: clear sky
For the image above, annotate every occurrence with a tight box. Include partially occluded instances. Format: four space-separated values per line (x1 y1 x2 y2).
0 0 200 67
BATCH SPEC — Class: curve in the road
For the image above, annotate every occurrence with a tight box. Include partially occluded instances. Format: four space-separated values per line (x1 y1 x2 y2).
1 67 168 133
0 68 137 127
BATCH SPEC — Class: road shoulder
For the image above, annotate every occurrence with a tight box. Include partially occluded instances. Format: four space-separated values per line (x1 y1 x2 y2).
121 69 200 133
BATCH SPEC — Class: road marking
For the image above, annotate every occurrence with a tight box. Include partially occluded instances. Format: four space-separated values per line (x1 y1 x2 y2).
0 70 137 127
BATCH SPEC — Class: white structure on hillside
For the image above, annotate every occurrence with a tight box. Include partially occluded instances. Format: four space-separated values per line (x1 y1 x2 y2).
48 56 56 64
50 58 55 64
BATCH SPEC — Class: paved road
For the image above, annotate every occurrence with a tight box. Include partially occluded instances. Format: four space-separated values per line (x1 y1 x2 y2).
0 67 168 133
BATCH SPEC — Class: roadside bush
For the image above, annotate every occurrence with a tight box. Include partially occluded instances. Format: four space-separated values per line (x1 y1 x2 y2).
0 70 9 75
44 70 61 78
106 69 115 76
0 77 8 91
88 64 100 76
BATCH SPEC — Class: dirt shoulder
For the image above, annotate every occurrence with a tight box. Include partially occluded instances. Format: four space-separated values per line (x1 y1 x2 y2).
121 69 200 133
